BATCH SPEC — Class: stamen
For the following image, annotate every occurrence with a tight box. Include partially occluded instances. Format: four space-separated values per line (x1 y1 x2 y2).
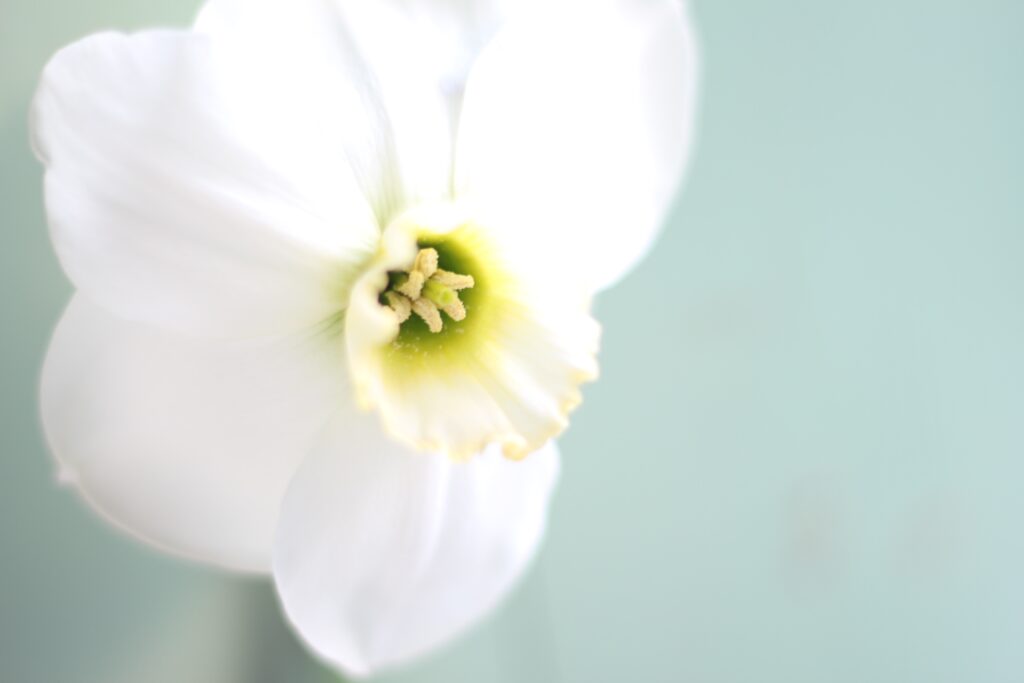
432 269 475 290
440 298 466 322
411 298 443 333
383 291 412 323
382 247 475 333
395 271 425 300
413 248 438 278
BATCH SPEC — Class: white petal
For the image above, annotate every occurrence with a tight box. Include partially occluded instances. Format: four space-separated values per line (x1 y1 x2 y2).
272 411 560 677
317 0 544 102
455 0 700 290
32 30 380 338
199 0 555 134
40 295 346 572
194 0 453 223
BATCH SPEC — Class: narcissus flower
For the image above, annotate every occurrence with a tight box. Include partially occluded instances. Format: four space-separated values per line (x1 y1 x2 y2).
33 0 697 676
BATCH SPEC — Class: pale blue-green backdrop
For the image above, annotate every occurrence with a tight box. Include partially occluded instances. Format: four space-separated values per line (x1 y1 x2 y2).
2 1 1023 681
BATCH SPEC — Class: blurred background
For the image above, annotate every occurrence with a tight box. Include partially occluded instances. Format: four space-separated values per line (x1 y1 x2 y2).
2 0 1023 681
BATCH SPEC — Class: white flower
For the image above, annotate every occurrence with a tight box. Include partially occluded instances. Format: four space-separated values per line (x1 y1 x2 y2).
32 0 697 676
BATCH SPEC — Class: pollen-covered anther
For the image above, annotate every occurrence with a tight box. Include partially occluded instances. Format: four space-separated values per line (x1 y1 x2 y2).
382 291 411 323
395 271 425 300
411 298 443 333
432 269 474 290
383 248 474 333
412 248 438 278
441 297 466 322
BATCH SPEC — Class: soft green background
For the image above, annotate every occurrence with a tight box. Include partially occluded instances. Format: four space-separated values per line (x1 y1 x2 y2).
2 0 1023 681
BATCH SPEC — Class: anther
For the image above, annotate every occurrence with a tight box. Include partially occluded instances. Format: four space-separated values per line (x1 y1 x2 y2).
411 298 443 333
383 291 412 323
440 298 466 322
395 271 425 300
413 248 439 278
432 269 474 290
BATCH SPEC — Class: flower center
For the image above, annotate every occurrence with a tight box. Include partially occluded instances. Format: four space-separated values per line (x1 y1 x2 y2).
380 247 476 334
368 221 498 370
346 206 599 460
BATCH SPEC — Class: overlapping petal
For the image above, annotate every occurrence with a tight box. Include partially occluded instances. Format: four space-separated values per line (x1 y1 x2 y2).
455 0 699 291
316 0 544 102
194 0 453 223
273 412 560 677
32 30 382 338
40 296 346 571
